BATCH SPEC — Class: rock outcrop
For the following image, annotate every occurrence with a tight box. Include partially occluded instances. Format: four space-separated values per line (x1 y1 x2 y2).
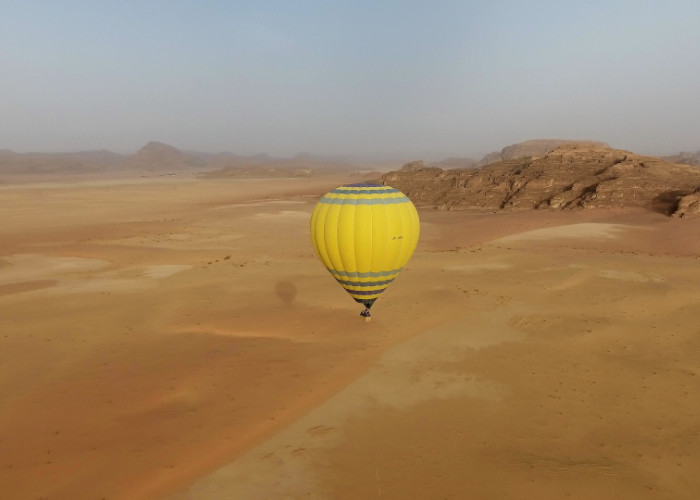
478 139 609 166
383 144 700 216
674 189 700 218
399 160 427 172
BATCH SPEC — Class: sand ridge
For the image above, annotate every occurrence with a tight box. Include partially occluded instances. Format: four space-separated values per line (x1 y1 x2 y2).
0 254 193 296
495 222 641 242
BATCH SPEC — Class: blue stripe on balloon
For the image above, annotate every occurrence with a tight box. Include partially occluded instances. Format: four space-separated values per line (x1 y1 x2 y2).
328 268 402 278
335 278 395 287
331 188 398 195
347 288 387 296
342 183 384 188
319 196 409 205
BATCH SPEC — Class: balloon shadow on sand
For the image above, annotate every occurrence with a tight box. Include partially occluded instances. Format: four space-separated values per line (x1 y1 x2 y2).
275 281 297 306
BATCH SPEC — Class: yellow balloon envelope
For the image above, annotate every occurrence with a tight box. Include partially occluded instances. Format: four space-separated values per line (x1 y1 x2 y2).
310 183 420 318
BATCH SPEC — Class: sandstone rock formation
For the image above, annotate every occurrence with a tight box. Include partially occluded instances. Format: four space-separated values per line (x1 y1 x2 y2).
383 145 700 216
400 160 427 172
674 189 700 218
478 139 609 166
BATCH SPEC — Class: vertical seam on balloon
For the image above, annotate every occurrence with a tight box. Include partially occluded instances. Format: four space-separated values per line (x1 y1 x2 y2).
368 196 375 275
318 202 326 269
383 198 392 273
352 195 360 278
392 197 404 272
348 195 358 278
399 197 410 268
338 195 353 277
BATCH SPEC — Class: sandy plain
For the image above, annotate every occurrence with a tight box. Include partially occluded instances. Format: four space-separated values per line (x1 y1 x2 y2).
1 175 700 499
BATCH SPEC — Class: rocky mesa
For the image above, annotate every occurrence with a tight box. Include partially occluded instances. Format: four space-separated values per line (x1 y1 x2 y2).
477 138 609 166
383 143 700 217
662 150 700 167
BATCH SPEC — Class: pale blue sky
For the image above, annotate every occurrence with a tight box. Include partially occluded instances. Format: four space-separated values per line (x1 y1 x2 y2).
1 1 698 159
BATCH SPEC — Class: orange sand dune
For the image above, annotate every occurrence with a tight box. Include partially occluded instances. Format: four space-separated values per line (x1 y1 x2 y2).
2 177 700 499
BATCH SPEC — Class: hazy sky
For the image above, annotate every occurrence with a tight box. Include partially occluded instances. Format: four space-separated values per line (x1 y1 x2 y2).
1 1 699 159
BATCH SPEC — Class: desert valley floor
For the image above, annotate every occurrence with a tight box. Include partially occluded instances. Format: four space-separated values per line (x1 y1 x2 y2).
2 175 700 499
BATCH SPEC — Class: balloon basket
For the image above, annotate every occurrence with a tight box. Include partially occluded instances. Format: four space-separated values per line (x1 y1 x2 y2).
363 316 372 323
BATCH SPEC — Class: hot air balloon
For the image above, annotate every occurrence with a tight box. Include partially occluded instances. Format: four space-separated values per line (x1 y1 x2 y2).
310 183 420 320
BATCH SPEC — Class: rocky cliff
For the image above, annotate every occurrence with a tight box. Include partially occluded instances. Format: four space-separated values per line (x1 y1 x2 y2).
383 145 700 216
674 189 700 218
477 139 609 166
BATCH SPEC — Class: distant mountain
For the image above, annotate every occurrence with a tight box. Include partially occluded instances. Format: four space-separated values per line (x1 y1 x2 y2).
292 152 357 163
383 143 700 217
0 149 125 175
133 143 366 175
135 141 182 160
200 156 361 179
128 141 207 171
0 142 355 176
429 157 478 169
662 151 700 167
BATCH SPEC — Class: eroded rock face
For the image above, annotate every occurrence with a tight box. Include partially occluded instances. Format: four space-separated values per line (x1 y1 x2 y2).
478 139 610 166
399 160 427 172
674 189 700 218
383 145 700 215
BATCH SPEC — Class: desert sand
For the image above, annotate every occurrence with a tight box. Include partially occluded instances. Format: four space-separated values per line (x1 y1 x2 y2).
2 176 700 499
